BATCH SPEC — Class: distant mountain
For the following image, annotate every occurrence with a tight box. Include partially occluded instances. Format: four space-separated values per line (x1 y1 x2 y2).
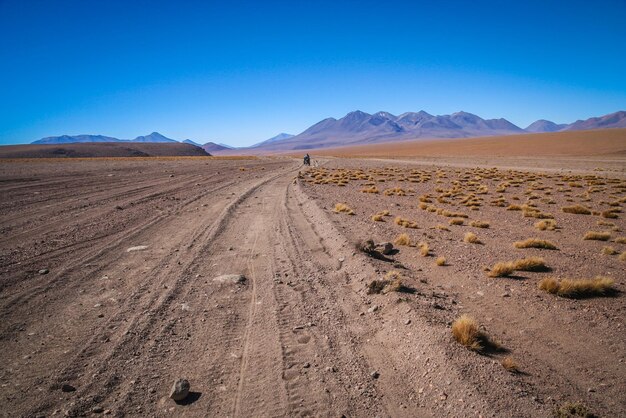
132 132 176 143
525 120 567 133
217 143 235 149
202 142 231 153
563 111 626 131
182 139 202 147
33 134 120 144
252 133 295 148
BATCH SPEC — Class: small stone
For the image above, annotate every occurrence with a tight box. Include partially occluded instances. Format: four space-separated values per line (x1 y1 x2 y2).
61 384 76 392
213 274 246 284
92 406 104 413
371 371 380 379
39 269 49 275
169 379 190 401
126 246 149 253
502 293 511 298
404 319 411 325
367 305 379 313
303 362 311 368
379 242 394 255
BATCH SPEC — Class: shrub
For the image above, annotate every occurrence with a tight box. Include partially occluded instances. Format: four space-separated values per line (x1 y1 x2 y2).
601 246 618 255
583 231 611 241
501 357 519 373
394 233 411 246
470 220 490 228
395 216 418 228
539 276 615 298
449 218 464 226
514 238 557 250
372 214 384 222
512 257 548 272
488 262 516 277
334 203 355 215
463 232 481 244
562 205 591 215
435 256 446 266
361 186 380 194
419 242 429 256
534 219 557 231
451 315 481 351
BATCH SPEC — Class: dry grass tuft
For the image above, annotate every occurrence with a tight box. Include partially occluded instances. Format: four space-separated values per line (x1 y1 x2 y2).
394 233 411 246
614 237 626 244
371 214 384 222
552 402 595 418
361 186 379 194
449 218 464 226
514 238 558 250
534 219 557 231
512 257 548 272
562 205 591 215
488 262 516 277
435 256 446 266
539 276 615 298
501 357 519 373
394 216 418 228
601 246 618 255
601 208 620 219
419 242 430 257
451 315 481 351
334 203 355 215
583 231 611 241
620 252 626 262
367 279 387 294
435 224 450 231
464 232 481 244
469 220 490 228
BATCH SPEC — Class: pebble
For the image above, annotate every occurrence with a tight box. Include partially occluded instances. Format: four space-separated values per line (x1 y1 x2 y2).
61 384 76 392
126 246 149 252
404 319 411 325
213 274 246 284
371 371 380 379
92 406 104 413
303 362 311 368
169 379 190 401
38 269 49 275
368 305 379 313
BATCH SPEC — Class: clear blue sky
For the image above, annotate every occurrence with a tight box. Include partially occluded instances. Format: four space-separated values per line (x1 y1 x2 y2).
1 0 625 146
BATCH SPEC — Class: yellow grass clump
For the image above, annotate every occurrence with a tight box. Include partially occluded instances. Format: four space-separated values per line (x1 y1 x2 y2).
514 238 558 250
333 203 355 215
488 262 516 277
601 208 620 219
451 315 481 351
361 186 379 194
614 237 626 244
512 257 548 272
435 224 450 231
562 205 591 215
501 357 519 373
534 219 557 231
583 231 611 241
435 256 446 266
620 252 626 262
463 232 481 244
601 246 618 255
371 214 384 222
419 242 429 256
449 218 464 226
394 217 418 228
470 220 490 228
539 276 615 298
394 233 411 246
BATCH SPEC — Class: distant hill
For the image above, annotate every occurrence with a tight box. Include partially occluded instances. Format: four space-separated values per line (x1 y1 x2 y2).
202 142 232 153
562 110 626 131
182 139 202 147
525 120 567 133
33 131 178 144
252 133 295 148
0 143 211 158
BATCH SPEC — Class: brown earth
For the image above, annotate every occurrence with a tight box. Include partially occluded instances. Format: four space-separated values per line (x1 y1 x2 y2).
0 142 209 159
0 155 624 417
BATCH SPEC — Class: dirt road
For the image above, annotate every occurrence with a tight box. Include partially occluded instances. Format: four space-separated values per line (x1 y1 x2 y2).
1 157 622 417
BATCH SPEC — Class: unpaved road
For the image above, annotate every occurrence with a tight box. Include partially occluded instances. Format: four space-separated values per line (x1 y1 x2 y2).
0 157 622 417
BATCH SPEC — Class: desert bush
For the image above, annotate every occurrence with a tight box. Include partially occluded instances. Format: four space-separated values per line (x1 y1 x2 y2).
601 208 620 219
514 238 557 250
449 218 464 226
488 262 516 277
583 231 611 241
372 214 384 222
470 220 490 228
435 224 450 231
394 233 411 246
501 357 519 373
620 252 626 261
451 315 481 351
539 276 615 298
435 256 446 266
464 232 481 244
535 219 557 231
512 257 548 272
334 203 355 215
419 242 429 256
613 237 626 244
361 186 379 194
562 205 591 215
552 402 595 418
394 217 418 228
601 246 618 255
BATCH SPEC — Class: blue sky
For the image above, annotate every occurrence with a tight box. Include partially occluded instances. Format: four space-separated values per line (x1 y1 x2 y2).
1 0 625 146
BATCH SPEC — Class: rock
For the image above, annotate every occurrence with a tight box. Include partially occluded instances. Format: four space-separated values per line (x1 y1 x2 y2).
213 274 246 284
502 293 511 298
126 246 149 252
367 305 379 313
92 406 104 413
379 242 394 255
61 384 76 392
371 371 380 379
404 319 411 325
169 379 190 401
39 269 49 275
303 362 311 368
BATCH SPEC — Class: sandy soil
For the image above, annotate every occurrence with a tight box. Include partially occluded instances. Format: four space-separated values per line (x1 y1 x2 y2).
0 156 624 417
0 143 209 159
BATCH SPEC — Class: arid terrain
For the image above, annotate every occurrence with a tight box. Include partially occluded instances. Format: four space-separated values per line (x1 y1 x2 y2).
1 150 625 417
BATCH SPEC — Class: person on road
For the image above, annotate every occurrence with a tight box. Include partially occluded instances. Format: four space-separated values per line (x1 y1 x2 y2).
303 153 310 166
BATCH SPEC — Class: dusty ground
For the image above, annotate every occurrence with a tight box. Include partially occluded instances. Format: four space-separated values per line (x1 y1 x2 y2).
0 156 624 417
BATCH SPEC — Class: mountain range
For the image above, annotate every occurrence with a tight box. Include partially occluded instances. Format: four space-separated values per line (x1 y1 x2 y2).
30 110 625 152
250 110 626 151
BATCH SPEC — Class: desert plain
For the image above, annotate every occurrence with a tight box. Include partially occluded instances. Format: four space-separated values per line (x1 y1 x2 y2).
1 131 625 417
